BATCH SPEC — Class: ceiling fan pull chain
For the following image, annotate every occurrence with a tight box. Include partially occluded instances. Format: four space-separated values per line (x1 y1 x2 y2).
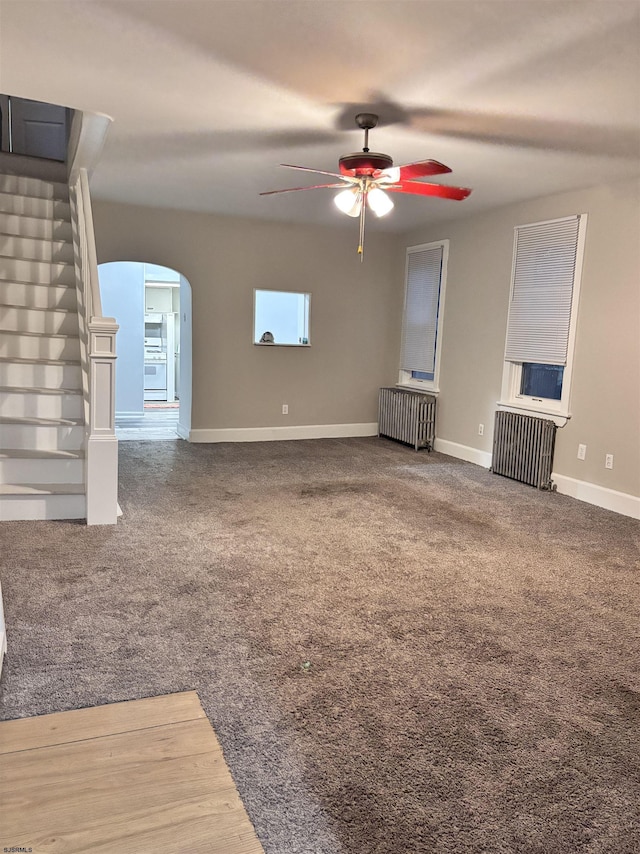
358 189 367 260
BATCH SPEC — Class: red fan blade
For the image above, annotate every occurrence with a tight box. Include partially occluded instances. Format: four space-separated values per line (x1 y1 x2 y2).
339 161 357 177
260 183 346 196
280 163 353 181
387 180 472 201
399 160 451 179
374 160 452 181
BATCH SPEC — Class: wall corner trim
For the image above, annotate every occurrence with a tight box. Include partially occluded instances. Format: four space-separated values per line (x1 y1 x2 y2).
188 423 379 443
433 438 493 469
176 423 190 441
551 473 640 520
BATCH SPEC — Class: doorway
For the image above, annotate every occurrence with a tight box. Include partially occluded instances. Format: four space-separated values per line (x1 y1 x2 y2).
98 261 192 441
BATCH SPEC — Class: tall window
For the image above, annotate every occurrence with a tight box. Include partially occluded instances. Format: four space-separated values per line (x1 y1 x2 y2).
500 214 587 419
399 240 448 391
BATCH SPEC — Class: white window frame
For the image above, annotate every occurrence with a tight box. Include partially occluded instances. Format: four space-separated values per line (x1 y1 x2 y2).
252 288 311 347
398 239 449 394
499 214 587 424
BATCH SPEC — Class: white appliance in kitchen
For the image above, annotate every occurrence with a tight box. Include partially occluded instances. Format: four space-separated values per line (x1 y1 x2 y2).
144 313 176 401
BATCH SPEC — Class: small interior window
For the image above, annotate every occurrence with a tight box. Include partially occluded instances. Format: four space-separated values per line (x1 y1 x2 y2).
254 290 310 346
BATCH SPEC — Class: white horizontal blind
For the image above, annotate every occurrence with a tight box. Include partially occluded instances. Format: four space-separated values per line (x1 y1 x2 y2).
505 216 581 365
401 245 444 373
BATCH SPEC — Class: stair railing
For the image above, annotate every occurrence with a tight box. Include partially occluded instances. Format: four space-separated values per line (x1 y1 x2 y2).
69 167 119 524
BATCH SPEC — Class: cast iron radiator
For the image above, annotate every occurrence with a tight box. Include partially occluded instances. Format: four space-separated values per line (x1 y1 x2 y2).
378 387 436 451
492 410 557 490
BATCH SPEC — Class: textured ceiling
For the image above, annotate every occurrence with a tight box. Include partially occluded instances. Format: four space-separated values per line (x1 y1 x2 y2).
2 0 639 231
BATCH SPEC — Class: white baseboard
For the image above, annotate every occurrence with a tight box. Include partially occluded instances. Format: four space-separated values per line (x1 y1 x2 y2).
433 438 492 469
551 473 640 520
431 439 639 519
115 411 145 421
189 422 379 443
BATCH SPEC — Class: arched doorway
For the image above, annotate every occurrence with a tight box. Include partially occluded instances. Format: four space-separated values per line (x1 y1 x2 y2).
98 261 192 441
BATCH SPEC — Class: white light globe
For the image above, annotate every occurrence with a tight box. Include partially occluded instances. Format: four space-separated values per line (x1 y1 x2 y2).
368 187 394 217
334 188 362 217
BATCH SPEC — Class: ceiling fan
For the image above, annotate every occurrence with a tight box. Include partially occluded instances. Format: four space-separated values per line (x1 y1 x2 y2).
261 113 472 260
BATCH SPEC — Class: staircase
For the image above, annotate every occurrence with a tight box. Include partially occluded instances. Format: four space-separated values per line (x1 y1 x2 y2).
0 171 87 521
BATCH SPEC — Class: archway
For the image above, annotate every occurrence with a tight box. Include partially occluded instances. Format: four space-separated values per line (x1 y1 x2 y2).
98 261 192 441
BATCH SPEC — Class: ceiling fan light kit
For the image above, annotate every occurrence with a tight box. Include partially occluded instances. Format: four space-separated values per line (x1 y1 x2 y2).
261 113 472 260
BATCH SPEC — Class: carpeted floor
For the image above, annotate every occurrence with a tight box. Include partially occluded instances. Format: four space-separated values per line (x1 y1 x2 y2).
1 437 639 853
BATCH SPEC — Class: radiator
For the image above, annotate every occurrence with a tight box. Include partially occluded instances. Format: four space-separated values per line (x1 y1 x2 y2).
492 410 557 490
378 388 436 451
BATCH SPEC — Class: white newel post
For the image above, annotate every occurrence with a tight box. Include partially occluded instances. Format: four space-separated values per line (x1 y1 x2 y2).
86 317 119 525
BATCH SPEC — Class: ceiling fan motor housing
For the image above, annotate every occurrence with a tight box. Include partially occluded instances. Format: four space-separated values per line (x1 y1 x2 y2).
339 151 393 176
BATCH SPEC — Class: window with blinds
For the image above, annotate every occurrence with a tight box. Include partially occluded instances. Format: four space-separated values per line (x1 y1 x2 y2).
505 216 581 365
501 214 587 417
399 241 447 389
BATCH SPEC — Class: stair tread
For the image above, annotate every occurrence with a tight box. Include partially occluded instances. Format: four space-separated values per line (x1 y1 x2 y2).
0 284 76 291
0 252 73 267
0 448 85 460
1 328 79 340
0 188 69 203
0 230 70 245
0 213 71 227
0 385 82 395
0 302 75 313
0 414 83 427
0 483 85 496
0 356 80 365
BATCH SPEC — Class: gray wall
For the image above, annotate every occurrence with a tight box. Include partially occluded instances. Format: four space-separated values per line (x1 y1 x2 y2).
93 182 638 501
92 202 400 431
98 260 144 417
400 179 640 498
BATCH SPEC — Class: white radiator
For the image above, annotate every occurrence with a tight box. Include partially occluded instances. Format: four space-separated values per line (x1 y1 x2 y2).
378 387 436 451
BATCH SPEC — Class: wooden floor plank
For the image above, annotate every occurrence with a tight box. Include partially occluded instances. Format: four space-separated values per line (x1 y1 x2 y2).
0 690 205 754
0 692 264 854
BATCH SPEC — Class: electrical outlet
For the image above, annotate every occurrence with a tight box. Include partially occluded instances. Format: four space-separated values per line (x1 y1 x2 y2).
478 423 484 436
282 404 288 415
577 444 587 460
605 453 614 469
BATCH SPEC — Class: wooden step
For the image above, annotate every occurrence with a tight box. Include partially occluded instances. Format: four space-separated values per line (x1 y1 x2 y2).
1 330 81 361
0 255 75 286
0 174 68 200
0 232 74 263
0 191 70 220
0 416 84 450
0 386 83 419
0 358 82 388
0 280 77 311
0 449 84 484
0 304 79 336
0 485 86 521
0 212 72 240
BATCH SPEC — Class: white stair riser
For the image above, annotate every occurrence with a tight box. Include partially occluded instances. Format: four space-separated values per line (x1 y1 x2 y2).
0 391 83 420
0 281 77 311
0 306 79 336
0 193 69 219
0 494 86 521
0 361 82 387
1 333 81 361
0 214 71 241
0 175 67 200
0 457 84 484
1 423 84 450
0 234 74 263
0 256 74 286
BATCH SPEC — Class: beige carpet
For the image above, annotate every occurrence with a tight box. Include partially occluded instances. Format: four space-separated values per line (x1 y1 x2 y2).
1 437 639 853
